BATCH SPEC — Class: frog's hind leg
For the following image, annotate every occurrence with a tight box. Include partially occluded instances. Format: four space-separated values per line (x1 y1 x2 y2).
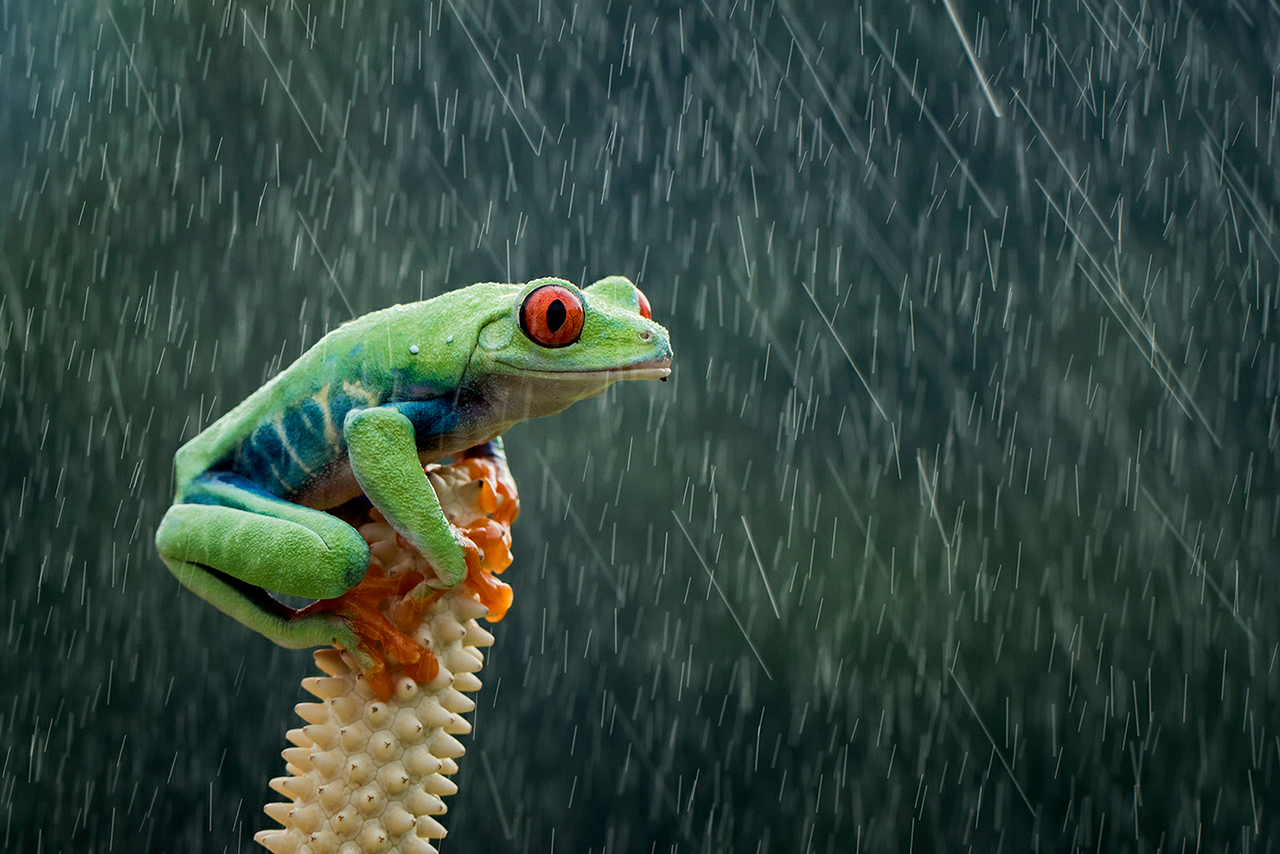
155 471 370 651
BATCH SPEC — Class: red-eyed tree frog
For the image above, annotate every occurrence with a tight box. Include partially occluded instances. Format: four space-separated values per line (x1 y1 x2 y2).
156 276 671 678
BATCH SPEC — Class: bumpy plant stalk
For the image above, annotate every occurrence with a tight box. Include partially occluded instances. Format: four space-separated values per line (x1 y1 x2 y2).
255 456 518 854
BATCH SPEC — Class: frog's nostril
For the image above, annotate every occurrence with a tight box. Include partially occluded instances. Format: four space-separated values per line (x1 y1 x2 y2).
639 331 651 341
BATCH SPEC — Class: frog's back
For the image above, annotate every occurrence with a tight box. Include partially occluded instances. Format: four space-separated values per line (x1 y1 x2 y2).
172 285 516 503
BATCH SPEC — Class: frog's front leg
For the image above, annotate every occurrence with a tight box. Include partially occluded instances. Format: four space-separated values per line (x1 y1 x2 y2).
155 472 372 655
343 404 474 588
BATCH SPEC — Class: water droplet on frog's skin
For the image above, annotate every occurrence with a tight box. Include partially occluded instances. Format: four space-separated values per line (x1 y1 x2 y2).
445 335 454 344
409 344 420 355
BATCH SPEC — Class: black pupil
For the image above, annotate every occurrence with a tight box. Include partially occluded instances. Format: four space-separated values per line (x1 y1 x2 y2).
546 298 566 332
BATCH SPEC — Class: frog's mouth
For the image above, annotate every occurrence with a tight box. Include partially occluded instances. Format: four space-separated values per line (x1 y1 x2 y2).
499 354 673 382
618 355 673 380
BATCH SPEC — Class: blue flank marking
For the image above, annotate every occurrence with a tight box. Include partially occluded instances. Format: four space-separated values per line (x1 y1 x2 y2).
239 422 288 488
183 470 290 508
281 406 330 467
215 383 466 498
388 398 463 439
231 387 371 495
297 397 327 437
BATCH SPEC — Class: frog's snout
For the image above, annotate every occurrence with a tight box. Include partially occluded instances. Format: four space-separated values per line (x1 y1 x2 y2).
656 351 673 381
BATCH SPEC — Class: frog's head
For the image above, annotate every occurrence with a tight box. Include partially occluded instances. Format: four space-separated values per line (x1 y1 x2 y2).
468 275 673 421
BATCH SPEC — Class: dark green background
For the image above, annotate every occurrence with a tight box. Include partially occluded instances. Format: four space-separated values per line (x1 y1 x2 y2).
2 0 1277 850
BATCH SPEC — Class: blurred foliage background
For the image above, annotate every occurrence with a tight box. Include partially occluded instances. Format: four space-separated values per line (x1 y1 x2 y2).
2 0 1278 850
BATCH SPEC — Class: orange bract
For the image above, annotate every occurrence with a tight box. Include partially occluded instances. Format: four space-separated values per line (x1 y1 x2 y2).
301 457 518 701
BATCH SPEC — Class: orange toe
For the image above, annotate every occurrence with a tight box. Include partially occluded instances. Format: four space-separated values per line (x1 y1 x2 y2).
299 568 439 702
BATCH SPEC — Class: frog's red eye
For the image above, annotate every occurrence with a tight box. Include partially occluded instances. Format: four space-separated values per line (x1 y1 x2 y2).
636 288 652 320
520 284 584 348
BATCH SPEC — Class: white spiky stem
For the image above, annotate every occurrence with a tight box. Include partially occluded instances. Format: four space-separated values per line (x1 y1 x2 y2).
256 461 514 854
